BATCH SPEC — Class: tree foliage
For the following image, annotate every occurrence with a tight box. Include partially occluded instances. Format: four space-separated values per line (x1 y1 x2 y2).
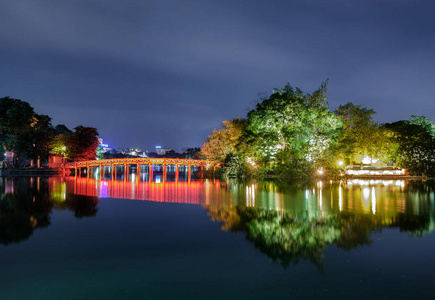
0 97 39 153
15 114 53 160
1 96 99 164
200 118 245 161
200 79 435 178
247 81 340 161
333 102 393 164
384 119 435 176
51 126 99 161
182 147 201 159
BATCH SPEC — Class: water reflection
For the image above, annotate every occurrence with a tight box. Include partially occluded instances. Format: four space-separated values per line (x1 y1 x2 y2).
0 177 99 244
2 176 435 271
205 179 435 270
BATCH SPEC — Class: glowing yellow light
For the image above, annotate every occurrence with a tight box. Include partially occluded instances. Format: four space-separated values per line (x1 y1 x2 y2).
338 161 344 166
339 186 343 211
362 156 371 164
371 187 376 215
317 168 323 175
362 187 370 204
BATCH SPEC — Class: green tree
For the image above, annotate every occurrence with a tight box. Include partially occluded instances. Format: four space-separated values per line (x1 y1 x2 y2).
410 116 435 138
334 103 393 165
384 119 435 176
0 97 55 163
246 81 341 177
51 133 71 159
0 97 37 154
51 126 99 161
15 114 53 161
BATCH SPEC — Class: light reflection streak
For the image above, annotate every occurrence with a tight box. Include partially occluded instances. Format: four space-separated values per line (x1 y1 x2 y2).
339 186 343 212
317 181 323 209
60 177 416 218
371 187 376 215
362 187 370 209
246 184 256 207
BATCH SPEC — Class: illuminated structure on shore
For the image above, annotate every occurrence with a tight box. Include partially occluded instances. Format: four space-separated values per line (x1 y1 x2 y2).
65 158 216 182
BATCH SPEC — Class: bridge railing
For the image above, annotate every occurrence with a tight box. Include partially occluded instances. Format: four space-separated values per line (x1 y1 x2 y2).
64 157 219 182
65 157 210 168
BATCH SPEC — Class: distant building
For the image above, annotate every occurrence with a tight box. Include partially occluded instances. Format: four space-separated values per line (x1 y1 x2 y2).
117 147 147 157
98 138 113 153
155 146 173 156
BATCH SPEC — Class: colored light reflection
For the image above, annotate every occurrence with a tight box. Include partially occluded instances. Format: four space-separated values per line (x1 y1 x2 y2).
64 177 206 205
56 177 419 219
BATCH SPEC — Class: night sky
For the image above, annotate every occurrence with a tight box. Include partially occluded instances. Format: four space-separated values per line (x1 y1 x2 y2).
1 0 434 152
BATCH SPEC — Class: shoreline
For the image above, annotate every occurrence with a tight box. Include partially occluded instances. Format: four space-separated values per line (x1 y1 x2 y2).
0 169 430 181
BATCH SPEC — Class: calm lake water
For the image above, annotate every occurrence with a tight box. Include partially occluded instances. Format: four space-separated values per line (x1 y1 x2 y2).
1 176 435 299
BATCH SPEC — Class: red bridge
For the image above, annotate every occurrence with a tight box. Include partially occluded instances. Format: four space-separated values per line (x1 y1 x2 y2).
65 158 216 182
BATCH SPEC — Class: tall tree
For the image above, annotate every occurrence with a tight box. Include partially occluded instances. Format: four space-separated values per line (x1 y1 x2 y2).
0 97 37 154
200 118 246 163
68 126 99 161
200 118 252 175
51 126 99 161
246 81 341 175
334 103 391 164
384 119 435 176
0 97 55 163
410 116 435 138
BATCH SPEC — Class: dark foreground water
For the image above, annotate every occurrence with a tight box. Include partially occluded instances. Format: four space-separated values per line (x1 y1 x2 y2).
1 177 435 299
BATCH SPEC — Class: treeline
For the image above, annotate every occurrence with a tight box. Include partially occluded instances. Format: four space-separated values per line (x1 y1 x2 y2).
0 97 99 166
200 81 435 178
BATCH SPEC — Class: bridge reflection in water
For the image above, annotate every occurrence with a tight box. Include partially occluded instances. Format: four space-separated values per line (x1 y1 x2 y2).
64 177 212 205
60 177 434 222
11 176 435 270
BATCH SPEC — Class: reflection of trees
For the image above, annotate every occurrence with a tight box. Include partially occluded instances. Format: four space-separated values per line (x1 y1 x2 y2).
53 194 100 218
205 183 435 271
206 206 341 270
0 177 100 245
401 180 435 237
395 214 432 237
246 211 340 270
65 194 99 218
335 214 380 250
0 177 52 244
50 182 100 218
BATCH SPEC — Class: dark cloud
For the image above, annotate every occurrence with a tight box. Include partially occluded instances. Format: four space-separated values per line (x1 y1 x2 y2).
1 0 434 151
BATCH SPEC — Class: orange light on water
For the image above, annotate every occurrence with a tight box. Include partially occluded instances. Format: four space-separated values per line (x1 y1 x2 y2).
65 177 205 205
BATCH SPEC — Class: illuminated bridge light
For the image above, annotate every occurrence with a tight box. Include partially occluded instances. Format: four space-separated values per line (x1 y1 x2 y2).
65 158 218 182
